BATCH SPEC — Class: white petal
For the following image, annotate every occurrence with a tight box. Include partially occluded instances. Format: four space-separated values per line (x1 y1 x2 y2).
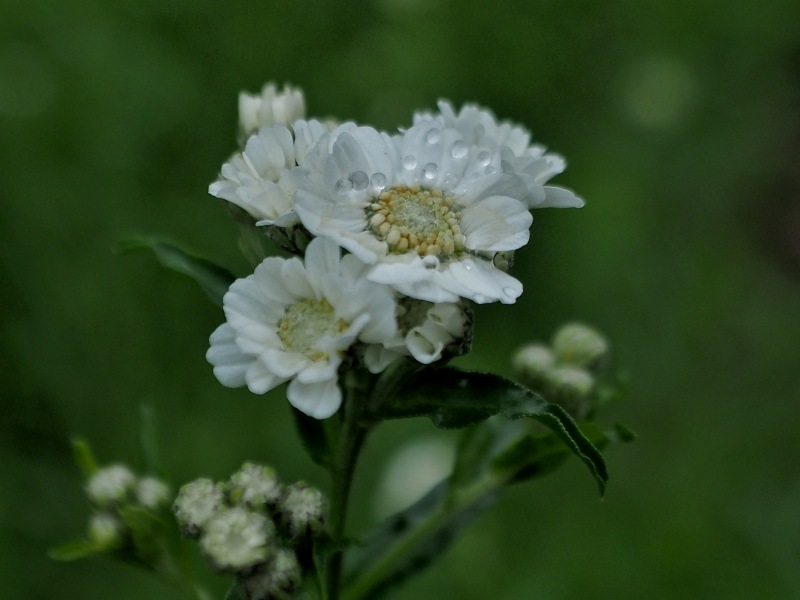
460 196 532 251
207 324 251 387
435 258 522 304
539 186 584 208
287 378 342 419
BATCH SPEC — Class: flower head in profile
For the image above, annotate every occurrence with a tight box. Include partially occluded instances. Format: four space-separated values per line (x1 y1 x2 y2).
206 237 397 418
238 82 306 138
415 100 583 210
293 119 537 304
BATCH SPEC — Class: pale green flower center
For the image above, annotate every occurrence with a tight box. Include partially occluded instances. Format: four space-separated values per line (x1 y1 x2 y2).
366 185 465 258
278 298 347 361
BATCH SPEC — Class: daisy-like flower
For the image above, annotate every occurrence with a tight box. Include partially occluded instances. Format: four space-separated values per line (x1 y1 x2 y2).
209 124 302 225
293 119 536 304
416 100 583 210
365 298 470 371
238 82 306 138
200 507 275 573
206 237 397 419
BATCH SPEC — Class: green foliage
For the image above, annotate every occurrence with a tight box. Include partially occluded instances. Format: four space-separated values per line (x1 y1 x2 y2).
371 367 608 494
117 237 236 306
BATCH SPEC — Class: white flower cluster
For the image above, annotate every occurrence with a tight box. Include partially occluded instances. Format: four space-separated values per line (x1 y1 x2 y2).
208 83 583 419
512 322 610 419
84 464 171 549
172 463 325 599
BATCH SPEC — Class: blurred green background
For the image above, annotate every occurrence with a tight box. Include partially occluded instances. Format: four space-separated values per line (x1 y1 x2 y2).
3 0 800 598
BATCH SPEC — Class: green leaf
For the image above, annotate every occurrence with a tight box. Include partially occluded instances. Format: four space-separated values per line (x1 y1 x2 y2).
224 585 247 600
138 404 161 476
71 438 98 479
48 539 101 561
116 236 236 306
291 406 331 467
343 480 498 600
373 367 608 495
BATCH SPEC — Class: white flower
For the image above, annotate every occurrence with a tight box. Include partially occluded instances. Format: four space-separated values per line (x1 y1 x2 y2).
365 298 469 371
135 477 171 510
239 82 306 137
281 483 327 537
173 478 226 538
293 119 535 304
415 100 583 210
209 125 301 225
206 237 397 419
228 463 283 509
86 465 136 507
240 548 301 600
200 507 274 573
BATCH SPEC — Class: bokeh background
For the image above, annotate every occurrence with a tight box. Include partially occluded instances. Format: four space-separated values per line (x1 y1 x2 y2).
2 0 800 598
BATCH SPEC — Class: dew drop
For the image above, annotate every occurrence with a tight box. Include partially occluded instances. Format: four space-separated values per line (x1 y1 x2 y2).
335 178 353 194
423 163 439 180
477 151 492 167
371 172 387 191
462 259 474 271
484 165 497 176
402 155 417 170
425 128 442 144
450 140 468 159
351 170 369 191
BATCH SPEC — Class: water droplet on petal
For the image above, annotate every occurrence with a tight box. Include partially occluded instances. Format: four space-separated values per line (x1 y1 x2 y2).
351 170 369 191
477 151 491 167
335 178 353 194
426 128 442 144
402 155 417 170
484 165 497 176
450 140 468 159
462 259 474 271
423 163 439 180
371 172 387 191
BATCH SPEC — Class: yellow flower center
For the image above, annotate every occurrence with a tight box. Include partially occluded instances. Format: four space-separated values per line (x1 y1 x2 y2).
365 185 465 258
278 298 348 361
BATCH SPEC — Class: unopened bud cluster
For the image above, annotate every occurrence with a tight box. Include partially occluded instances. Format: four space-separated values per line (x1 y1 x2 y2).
84 464 171 550
173 462 327 599
513 322 610 419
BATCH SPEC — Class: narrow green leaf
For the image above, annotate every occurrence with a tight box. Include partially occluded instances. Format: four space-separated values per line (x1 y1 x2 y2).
48 539 100 561
71 438 98 479
224 584 247 600
343 480 498 600
291 407 331 467
373 367 608 494
116 236 236 306
138 404 161 477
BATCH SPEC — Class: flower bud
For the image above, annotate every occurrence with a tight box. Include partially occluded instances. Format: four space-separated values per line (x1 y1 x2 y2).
228 463 283 510
238 547 301 600
552 322 609 371
173 478 226 538
88 512 125 549
238 83 306 140
135 477 171 511
200 507 275 574
543 365 595 419
86 465 136 508
280 482 327 538
512 343 556 386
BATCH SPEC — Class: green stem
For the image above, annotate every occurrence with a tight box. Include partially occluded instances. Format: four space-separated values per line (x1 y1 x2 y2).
325 372 372 600
343 472 507 600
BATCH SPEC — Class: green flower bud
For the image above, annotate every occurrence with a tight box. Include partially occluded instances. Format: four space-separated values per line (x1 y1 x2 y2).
543 365 595 419
86 465 136 508
552 322 609 370
512 343 556 386
280 482 327 538
173 478 226 538
228 463 283 511
88 512 125 549
238 547 301 600
200 507 275 574
135 477 171 511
